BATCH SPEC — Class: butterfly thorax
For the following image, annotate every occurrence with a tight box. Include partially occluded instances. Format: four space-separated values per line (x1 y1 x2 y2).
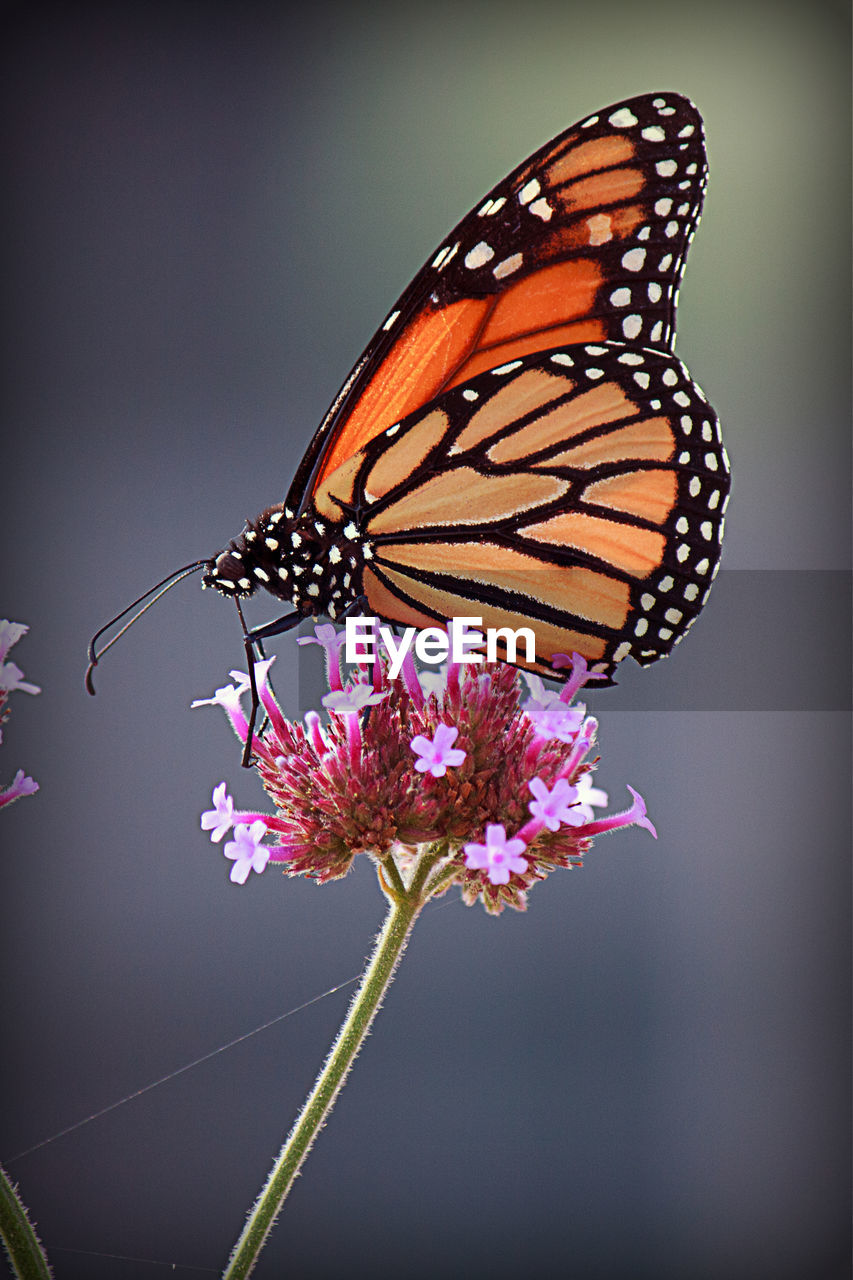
201 503 369 618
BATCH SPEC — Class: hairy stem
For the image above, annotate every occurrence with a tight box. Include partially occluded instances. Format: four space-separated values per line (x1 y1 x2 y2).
223 854 436 1278
0 1162 53 1280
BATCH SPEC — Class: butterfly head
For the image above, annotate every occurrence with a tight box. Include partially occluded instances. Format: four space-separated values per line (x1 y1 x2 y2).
201 501 368 621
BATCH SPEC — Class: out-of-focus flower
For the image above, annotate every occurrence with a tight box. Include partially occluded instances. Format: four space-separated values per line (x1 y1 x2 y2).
0 620 40 809
0 769 39 809
0 661 41 697
194 636 656 914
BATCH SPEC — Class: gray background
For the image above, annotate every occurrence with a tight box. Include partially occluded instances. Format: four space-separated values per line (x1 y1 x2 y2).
1 2 849 1277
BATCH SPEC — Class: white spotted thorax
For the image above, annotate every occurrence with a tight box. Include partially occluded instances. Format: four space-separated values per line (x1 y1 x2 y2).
202 506 372 621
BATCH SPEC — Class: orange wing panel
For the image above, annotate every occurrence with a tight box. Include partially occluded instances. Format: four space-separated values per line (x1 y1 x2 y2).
451 322 607 382
544 133 636 186
316 298 491 486
521 511 665 577
371 565 609 667
583 469 678 523
478 260 602 346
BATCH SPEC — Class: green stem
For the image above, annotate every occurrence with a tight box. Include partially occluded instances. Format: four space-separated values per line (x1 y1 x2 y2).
223 851 438 1278
0 1162 53 1280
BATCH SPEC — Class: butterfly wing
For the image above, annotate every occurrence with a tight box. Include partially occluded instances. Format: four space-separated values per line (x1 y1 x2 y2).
313 341 730 679
288 91 708 512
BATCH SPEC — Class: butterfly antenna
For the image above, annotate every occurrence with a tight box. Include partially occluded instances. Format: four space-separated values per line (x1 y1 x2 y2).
86 561 207 694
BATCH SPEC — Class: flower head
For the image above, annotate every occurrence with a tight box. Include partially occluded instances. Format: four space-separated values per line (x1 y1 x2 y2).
195 631 656 911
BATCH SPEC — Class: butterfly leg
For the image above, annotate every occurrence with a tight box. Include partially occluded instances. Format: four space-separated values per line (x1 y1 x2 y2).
235 605 303 767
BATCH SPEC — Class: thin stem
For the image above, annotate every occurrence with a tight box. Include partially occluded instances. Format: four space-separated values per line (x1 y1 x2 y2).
223 858 434 1278
0 1162 53 1279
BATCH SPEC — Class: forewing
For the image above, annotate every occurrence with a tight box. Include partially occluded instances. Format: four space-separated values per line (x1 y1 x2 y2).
289 91 708 511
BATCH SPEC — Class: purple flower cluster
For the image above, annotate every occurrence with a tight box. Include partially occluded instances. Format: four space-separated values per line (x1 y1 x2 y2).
195 629 655 913
0 620 40 809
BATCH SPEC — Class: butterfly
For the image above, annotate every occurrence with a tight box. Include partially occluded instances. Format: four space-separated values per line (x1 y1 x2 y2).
88 91 729 752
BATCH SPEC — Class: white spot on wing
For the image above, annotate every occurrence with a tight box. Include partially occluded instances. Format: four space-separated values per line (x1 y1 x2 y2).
465 241 495 270
586 213 613 245
609 107 638 128
493 253 523 279
529 197 552 221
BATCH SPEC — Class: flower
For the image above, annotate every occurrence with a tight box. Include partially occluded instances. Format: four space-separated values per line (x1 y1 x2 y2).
322 683 387 715
410 724 466 777
551 650 609 702
201 782 235 841
579 785 658 839
297 623 348 692
525 776 582 832
520 672 585 742
573 771 609 821
194 635 656 912
223 820 270 884
464 824 528 885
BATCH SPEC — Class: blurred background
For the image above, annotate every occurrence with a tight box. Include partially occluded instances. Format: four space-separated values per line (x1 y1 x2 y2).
1 2 849 1277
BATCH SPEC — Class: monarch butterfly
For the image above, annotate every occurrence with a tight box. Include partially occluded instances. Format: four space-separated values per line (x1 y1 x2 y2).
88 91 729 752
